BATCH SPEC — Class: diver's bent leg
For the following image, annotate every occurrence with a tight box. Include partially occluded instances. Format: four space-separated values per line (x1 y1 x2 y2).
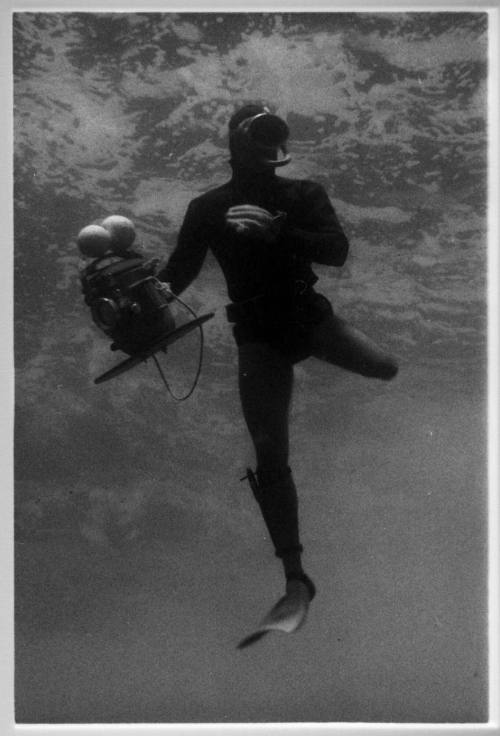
238 342 313 595
311 314 398 380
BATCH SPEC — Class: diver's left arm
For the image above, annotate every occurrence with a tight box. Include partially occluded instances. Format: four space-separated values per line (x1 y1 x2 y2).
283 181 349 267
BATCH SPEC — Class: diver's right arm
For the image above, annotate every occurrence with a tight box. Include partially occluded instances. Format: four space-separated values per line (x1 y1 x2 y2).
157 200 209 295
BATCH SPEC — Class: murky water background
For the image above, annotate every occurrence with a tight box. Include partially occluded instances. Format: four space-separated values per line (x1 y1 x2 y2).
14 12 489 724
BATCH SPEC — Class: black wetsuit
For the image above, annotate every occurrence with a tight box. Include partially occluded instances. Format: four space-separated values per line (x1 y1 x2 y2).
159 171 349 361
159 167 397 583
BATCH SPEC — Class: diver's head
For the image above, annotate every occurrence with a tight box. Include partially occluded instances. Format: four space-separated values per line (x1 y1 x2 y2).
228 104 291 173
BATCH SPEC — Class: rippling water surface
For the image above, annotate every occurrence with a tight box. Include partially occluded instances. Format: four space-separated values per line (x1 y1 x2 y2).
14 12 489 724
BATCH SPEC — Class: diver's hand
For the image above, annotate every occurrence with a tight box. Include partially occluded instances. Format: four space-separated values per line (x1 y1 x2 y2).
225 205 286 242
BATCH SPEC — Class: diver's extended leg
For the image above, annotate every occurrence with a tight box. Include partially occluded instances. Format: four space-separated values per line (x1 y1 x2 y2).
238 342 314 596
238 341 293 473
244 466 316 600
311 313 399 379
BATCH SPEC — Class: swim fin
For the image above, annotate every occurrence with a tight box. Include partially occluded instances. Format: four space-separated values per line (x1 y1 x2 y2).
237 578 312 649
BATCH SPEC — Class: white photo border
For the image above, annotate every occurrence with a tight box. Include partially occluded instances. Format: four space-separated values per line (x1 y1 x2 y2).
2 3 498 735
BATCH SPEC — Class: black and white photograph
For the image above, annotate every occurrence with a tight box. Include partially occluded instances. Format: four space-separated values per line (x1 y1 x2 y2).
8 7 497 730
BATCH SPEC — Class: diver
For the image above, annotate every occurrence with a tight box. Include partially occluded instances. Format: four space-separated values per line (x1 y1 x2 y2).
158 104 398 626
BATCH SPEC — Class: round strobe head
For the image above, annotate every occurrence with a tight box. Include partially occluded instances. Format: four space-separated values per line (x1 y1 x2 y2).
77 224 112 258
101 215 136 254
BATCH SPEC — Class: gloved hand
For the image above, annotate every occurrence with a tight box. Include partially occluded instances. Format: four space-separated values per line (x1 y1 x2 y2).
225 205 286 243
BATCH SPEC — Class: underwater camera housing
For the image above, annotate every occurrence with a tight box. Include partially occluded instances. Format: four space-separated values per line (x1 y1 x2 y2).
80 255 175 356
77 216 214 394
